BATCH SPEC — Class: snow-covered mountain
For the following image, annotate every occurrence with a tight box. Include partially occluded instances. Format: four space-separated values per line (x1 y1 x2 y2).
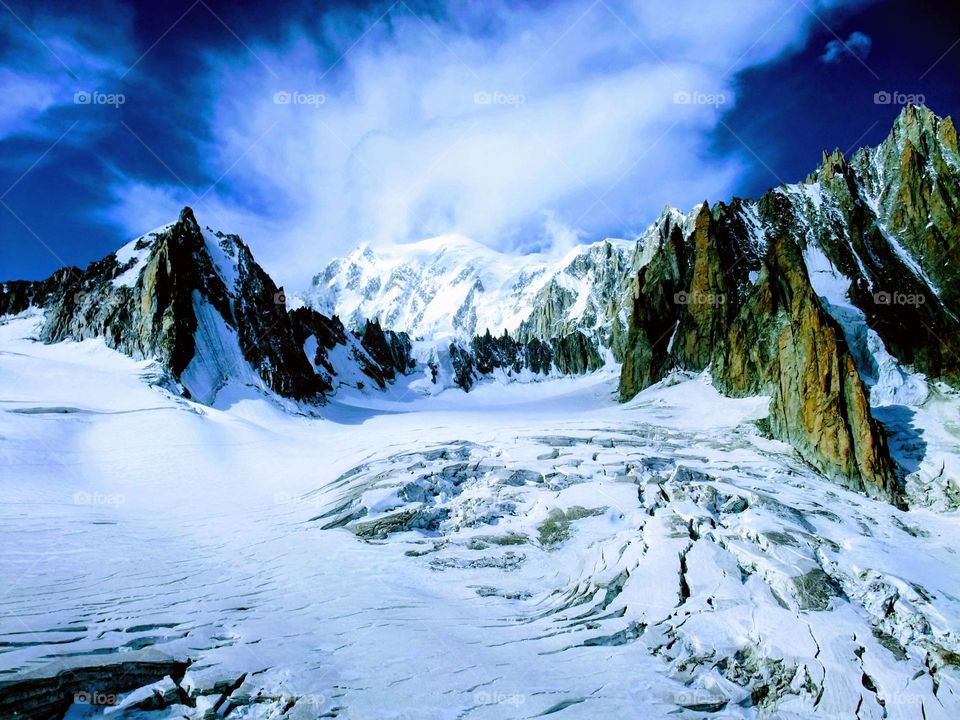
0 207 413 407
2 105 956 502
304 234 635 349
290 104 960 508
2 315 960 718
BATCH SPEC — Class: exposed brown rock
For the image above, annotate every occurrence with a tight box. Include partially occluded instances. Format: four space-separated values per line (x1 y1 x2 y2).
619 106 960 505
865 105 960 317
618 204 900 502
712 235 900 503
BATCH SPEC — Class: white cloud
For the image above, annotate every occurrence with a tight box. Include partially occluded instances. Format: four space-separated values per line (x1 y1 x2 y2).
821 30 873 64
105 0 875 287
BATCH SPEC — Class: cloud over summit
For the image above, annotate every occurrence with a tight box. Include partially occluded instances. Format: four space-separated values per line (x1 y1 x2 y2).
2 0 879 287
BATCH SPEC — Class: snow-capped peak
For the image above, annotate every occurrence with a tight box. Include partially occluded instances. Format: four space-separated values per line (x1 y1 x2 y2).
304 234 637 343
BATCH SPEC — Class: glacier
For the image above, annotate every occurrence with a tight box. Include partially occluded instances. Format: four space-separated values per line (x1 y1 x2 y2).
2 310 959 719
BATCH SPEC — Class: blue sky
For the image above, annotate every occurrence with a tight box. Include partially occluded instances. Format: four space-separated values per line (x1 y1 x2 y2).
1 0 958 287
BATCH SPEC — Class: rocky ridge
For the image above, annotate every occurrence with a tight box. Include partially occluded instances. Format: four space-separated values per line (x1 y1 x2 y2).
620 105 960 505
430 328 605 392
0 208 412 405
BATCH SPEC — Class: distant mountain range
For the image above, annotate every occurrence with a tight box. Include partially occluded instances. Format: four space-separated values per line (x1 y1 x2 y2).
3 104 957 507
303 233 636 349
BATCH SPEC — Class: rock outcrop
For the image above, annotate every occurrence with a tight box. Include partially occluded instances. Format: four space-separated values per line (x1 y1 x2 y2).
713 235 898 502
359 319 414 382
5 207 324 403
857 106 960 313
620 105 960 505
4 106 956 505
0 652 189 720
439 328 604 392
1 267 82 317
1 208 412 404
288 310 414 391
515 238 635 361
620 203 898 501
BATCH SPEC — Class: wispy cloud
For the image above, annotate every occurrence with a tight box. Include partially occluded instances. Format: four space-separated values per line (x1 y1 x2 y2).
3 0 878 287
0 7 133 143
821 30 872 64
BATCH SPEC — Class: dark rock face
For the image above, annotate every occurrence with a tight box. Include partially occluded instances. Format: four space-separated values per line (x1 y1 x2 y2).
619 199 767 398
1 208 415 404
620 105 960 505
287 308 343 394
845 108 960 383
0 654 189 720
550 331 604 375
620 204 897 501
861 107 960 314
449 342 477 391
360 319 414 381
39 210 223 380
516 239 634 362
4 208 323 403
441 328 604 392
289 310 413 390
776 128 960 388
225 236 323 400
0 280 36 316
1 268 82 317
619 216 689 396
471 329 524 376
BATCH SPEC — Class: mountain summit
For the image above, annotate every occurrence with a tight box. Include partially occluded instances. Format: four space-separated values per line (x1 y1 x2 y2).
0 207 411 406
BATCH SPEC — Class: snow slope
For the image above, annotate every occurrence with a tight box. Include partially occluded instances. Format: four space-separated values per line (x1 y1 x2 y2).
2 312 960 719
